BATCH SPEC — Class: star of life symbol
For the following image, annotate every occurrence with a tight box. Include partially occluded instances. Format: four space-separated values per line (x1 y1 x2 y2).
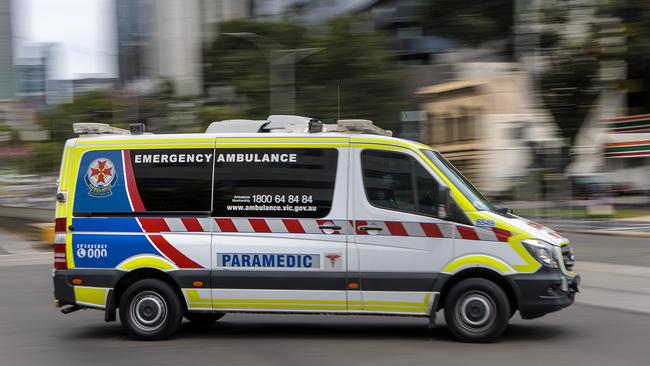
85 158 117 197
324 253 342 269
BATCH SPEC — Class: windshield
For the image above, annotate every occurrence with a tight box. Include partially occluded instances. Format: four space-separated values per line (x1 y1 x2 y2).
421 149 496 211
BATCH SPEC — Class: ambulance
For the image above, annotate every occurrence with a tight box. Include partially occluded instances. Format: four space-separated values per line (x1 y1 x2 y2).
52 115 579 342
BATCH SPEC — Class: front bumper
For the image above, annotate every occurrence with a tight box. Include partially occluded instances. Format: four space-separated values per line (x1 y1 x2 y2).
510 268 580 319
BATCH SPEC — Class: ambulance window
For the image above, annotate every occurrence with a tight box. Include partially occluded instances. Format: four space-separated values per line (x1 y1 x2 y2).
361 150 439 217
130 148 214 212
212 148 338 218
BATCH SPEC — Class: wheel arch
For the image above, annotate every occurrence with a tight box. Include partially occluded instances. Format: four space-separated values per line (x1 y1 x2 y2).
111 269 186 314
436 267 518 313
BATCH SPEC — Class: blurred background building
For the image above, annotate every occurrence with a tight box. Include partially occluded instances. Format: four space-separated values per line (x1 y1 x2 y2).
1 0 649 215
116 0 251 96
0 0 14 100
417 62 562 196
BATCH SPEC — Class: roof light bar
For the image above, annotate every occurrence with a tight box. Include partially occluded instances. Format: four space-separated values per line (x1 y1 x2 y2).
334 119 393 136
73 123 131 135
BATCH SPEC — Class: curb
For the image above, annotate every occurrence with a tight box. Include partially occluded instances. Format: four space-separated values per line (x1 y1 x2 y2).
0 206 52 222
558 228 650 239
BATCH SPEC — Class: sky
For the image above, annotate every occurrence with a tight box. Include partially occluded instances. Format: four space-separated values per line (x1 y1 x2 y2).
13 0 116 80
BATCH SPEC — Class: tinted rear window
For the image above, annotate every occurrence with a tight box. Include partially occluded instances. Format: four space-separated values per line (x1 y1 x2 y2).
130 148 214 212
212 148 338 218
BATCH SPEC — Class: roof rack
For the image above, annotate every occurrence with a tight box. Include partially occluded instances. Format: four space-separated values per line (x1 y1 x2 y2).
206 115 392 136
73 116 393 137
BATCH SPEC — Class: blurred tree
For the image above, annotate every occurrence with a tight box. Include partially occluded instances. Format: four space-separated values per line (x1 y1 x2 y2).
541 50 601 144
598 0 650 64
203 17 405 132
23 142 61 174
203 19 305 119
541 0 650 142
38 91 121 145
598 0 650 114
418 0 515 57
418 0 566 57
296 17 405 132
25 91 123 173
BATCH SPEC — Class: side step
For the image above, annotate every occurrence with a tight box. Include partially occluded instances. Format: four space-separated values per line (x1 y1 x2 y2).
60 305 83 314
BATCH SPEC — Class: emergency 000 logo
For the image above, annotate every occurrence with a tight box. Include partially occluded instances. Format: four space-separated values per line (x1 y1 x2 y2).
85 158 117 197
75 243 108 259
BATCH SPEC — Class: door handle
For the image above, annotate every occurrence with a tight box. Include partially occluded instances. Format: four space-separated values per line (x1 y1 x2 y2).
358 225 383 232
318 224 342 231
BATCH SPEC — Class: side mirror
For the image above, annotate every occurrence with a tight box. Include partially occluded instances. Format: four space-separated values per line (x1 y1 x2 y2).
437 185 473 225
437 186 450 219
495 207 514 216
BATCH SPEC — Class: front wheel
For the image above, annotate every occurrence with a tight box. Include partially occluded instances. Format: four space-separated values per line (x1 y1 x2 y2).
119 279 183 340
444 278 511 342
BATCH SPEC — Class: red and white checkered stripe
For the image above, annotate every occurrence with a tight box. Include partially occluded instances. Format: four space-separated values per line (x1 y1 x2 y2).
137 217 512 242
350 220 511 242
139 217 212 233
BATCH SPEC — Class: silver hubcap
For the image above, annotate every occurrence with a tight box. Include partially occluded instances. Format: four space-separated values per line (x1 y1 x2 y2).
129 291 167 332
455 291 496 333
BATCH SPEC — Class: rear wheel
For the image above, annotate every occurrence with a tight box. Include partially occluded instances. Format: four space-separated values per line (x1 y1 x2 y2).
444 278 510 342
119 279 183 340
185 312 225 325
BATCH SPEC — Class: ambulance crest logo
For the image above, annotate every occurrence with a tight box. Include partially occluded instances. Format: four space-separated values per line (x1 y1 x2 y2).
85 158 117 197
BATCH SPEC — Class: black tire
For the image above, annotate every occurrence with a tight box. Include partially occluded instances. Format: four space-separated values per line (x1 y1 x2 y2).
185 312 225 325
119 279 183 341
444 278 511 343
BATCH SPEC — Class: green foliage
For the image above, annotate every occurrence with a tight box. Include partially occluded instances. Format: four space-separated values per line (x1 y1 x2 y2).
204 19 305 118
598 0 650 64
25 142 63 174
295 17 405 132
0 124 19 143
37 91 122 144
13 91 125 173
203 17 405 132
541 53 601 143
418 0 514 54
541 1 650 142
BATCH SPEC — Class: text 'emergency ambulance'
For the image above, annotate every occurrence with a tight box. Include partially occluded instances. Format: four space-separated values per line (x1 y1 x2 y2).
133 153 213 164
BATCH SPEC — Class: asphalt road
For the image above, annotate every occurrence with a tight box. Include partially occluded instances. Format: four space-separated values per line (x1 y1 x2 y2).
1 233 649 366
565 232 650 267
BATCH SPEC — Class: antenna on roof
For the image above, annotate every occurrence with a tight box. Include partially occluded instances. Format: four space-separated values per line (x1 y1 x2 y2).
337 84 341 121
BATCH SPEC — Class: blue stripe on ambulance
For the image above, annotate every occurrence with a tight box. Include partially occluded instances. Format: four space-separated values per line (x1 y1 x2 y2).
72 234 159 269
72 217 142 233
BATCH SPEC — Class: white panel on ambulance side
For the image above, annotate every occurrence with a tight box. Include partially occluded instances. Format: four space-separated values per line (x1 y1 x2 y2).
350 147 454 314
209 141 350 312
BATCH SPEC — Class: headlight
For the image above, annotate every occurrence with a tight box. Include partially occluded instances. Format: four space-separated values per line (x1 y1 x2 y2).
522 239 560 268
